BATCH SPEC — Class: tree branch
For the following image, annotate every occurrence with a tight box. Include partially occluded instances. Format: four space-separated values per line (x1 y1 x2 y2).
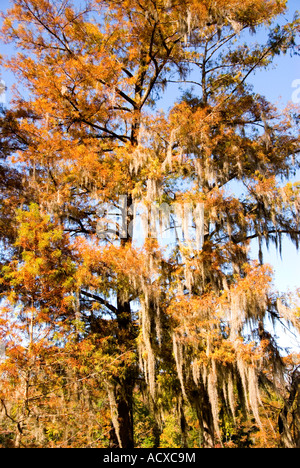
80 290 118 316
96 79 138 110
233 229 300 245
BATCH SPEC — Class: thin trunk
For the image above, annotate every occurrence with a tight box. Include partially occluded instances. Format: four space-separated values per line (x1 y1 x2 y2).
178 396 188 448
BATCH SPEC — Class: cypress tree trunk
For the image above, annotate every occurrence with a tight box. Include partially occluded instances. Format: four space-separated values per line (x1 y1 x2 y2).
109 202 136 448
114 298 135 448
114 378 134 448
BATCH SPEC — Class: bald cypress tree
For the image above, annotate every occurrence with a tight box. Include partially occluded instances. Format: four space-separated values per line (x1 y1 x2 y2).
0 0 299 447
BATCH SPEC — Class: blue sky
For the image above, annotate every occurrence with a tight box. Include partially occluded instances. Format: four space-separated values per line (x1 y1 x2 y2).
0 0 299 295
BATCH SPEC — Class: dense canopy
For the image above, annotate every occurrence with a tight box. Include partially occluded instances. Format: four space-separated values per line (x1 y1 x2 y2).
0 0 299 448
